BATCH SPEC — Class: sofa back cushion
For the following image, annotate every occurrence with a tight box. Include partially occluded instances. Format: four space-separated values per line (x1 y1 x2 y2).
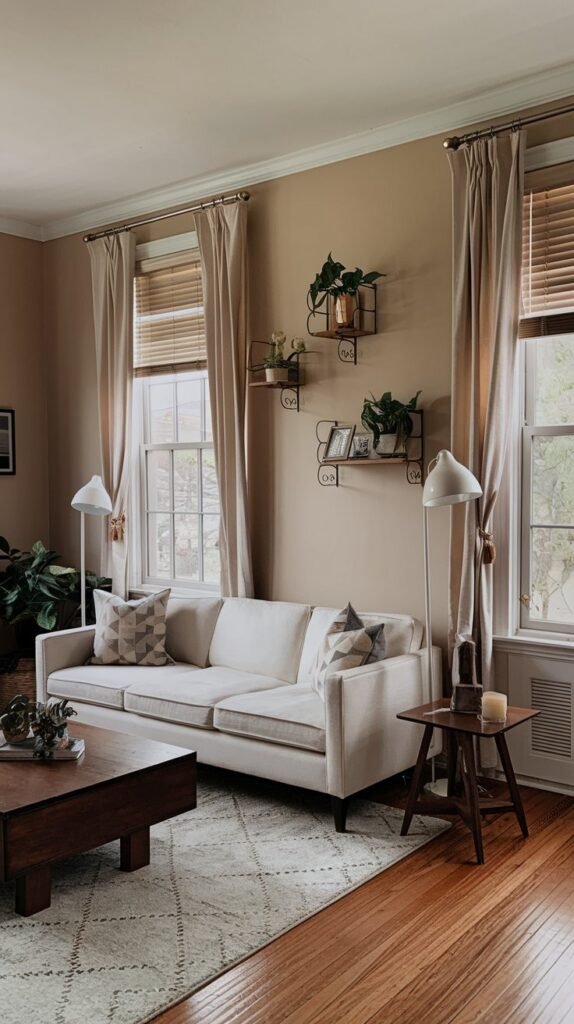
208 598 312 682
166 597 223 667
297 607 423 685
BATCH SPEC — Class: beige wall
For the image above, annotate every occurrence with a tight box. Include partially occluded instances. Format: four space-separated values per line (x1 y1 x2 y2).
39 99 574 650
0 233 48 551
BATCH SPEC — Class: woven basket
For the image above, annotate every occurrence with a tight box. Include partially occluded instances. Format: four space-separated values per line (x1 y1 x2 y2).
0 658 37 710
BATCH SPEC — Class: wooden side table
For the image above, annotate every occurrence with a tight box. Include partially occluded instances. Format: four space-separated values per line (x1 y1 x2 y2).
397 699 539 864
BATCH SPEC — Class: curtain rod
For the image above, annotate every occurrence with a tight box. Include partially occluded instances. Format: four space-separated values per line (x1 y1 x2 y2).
443 100 574 150
82 189 250 243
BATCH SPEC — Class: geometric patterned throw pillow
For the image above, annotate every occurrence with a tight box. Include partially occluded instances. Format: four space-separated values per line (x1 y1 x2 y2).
90 589 173 666
311 623 374 700
342 602 386 664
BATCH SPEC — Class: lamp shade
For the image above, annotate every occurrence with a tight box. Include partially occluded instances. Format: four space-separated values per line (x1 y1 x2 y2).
71 475 112 516
423 450 482 508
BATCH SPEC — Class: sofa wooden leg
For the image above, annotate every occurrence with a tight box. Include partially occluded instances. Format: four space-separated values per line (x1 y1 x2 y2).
331 796 348 833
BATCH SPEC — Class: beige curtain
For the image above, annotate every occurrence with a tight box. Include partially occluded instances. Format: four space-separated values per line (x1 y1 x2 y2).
448 131 525 690
195 202 254 597
87 231 136 598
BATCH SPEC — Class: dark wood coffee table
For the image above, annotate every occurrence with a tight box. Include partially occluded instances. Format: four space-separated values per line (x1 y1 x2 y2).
397 699 539 864
0 723 197 916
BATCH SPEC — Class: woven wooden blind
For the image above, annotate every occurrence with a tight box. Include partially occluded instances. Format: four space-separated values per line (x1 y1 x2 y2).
134 250 206 375
520 182 574 339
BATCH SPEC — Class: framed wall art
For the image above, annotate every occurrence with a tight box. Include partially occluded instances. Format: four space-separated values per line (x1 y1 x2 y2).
0 410 15 474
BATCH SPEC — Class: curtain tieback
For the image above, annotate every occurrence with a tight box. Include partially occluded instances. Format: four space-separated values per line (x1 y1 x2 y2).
478 527 496 565
110 513 126 542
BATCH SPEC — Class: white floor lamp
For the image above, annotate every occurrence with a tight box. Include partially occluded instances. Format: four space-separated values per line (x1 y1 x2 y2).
71 475 112 626
422 450 482 795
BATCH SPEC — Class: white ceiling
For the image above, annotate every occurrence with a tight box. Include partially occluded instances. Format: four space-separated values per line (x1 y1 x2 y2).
2 0 574 238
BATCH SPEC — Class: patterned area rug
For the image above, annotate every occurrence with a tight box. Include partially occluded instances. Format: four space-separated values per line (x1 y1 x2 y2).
0 769 449 1024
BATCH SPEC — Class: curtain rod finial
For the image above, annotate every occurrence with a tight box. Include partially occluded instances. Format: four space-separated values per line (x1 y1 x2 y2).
443 136 460 150
238 190 250 201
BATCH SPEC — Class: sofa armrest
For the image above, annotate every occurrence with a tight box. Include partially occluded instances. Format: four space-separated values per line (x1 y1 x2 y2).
35 627 96 701
324 647 442 799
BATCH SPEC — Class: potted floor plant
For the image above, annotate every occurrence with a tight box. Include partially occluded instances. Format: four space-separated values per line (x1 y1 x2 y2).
253 332 307 382
309 253 383 329
361 391 421 456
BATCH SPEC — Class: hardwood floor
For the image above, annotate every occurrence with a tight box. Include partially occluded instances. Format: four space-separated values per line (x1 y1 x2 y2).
154 777 574 1024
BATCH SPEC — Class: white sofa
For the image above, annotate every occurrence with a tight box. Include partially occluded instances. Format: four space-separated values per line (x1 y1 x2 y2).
36 597 442 830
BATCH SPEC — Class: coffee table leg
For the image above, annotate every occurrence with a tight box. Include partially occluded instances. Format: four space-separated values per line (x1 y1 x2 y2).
460 733 484 864
401 724 434 836
120 826 150 871
16 865 51 916
495 733 529 838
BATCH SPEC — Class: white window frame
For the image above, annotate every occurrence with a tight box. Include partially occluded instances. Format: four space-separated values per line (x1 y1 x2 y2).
518 337 574 636
130 233 219 596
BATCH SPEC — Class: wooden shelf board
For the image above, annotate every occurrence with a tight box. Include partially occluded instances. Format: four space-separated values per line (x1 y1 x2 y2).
310 329 374 339
249 380 298 389
321 457 407 467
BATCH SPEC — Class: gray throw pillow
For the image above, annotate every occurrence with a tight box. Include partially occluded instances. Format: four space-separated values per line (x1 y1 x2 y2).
90 589 173 666
340 602 386 663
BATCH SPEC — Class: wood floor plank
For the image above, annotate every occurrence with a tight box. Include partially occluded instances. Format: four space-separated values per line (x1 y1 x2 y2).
153 781 574 1024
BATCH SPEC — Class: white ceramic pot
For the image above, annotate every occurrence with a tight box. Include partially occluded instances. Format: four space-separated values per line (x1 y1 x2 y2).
376 433 405 457
265 367 287 383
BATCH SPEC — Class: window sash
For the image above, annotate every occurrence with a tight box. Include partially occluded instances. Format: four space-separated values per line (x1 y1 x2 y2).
520 340 574 634
134 370 219 593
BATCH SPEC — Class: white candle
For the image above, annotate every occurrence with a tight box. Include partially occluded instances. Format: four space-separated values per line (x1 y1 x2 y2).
481 691 508 723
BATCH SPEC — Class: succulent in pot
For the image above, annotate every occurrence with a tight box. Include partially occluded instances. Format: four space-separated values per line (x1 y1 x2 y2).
308 254 383 329
29 698 78 759
1 693 31 744
361 391 421 456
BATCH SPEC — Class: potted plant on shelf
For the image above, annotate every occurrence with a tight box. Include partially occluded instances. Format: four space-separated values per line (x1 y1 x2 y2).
252 332 307 383
361 391 421 456
308 253 383 329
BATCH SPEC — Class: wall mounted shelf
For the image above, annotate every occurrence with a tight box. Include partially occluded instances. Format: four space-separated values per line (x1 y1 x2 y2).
316 411 424 487
307 283 377 364
248 341 301 411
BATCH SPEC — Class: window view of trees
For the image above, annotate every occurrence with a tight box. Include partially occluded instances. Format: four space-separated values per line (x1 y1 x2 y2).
527 337 574 625
143 371 220 586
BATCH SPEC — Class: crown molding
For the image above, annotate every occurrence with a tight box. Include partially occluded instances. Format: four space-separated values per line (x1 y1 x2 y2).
4 61 574 243
0 215 43 241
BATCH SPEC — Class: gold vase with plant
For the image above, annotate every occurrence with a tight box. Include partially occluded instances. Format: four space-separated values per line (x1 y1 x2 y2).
308 254 383 330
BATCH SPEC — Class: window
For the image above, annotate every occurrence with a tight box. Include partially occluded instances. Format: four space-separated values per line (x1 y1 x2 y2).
133 238 220 591
519 181 574 633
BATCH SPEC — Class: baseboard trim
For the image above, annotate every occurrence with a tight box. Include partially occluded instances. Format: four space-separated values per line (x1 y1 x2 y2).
496 769 574 797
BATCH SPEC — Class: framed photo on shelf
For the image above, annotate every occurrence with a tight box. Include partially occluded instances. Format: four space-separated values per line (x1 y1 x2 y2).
0 409 15 475
350 432 371 459
323 424 355 462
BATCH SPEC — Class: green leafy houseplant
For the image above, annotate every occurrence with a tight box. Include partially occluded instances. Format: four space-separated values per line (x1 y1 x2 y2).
308 254 383 324
0 538 110 642
0 693 31 743
361 391 422 453
29 698 77 759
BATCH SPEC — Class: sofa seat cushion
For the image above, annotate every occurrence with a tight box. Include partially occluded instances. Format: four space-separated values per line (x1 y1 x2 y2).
124 666 291 730
214 686 326 753
47 662 201 710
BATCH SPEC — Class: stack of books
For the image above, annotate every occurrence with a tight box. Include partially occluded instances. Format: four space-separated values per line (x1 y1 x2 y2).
0 737 85 760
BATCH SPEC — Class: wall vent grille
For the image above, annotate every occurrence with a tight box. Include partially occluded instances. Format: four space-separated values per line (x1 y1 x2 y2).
531 678 572 759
